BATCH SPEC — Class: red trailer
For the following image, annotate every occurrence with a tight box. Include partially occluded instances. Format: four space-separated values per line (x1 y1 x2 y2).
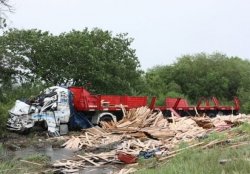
155 97 240 117
68 87 148 124
69 87 240 124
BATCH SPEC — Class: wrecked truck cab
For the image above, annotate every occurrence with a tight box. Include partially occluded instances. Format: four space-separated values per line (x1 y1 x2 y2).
6 86 71 136
7 100 35 134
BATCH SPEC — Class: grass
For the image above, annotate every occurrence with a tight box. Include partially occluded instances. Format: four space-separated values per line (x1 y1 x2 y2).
136 123 250 174
24 153 50 164
0 143 51 174
0 153 51 174
203 131 227 143
231 122 250 134
136 145 250 174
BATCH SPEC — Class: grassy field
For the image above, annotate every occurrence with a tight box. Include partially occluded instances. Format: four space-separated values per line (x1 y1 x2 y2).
136 145 250 174
0 144 51 174
136 124 250 174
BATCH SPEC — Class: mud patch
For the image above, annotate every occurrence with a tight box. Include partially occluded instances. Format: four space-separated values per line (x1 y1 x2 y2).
14 146 74 161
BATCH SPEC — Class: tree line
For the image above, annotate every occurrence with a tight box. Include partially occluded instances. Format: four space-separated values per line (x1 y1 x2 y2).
1 28 250 113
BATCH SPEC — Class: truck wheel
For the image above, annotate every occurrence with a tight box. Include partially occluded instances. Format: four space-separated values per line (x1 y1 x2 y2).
217 111 224 116
99 115 113 122
42 121 48 130
208 112 216 118
60 124 69 135
20 127 31 135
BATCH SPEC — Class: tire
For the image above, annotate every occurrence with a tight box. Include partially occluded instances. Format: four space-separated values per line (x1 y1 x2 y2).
60 124 69 135
99 115 113 122
217 111 224 116
208 112 216 118
41 121 48 130
20 127 31 135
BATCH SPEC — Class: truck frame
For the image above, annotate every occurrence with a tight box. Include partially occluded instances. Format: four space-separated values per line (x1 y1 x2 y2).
156 96 240 117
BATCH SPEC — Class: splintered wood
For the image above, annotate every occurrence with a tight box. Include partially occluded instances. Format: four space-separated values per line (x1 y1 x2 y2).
101 106 166 129
53 151 117 173
55 107 250 173
61 127 122 151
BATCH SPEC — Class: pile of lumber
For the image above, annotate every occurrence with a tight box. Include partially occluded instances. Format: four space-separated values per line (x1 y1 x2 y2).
53 151 117 173
101 107 207 143
192 114 250 131
62 127 122 151
53 107 250 173
101 106 168 129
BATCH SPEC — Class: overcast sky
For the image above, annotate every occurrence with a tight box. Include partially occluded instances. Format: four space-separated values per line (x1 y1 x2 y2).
6 0 250 70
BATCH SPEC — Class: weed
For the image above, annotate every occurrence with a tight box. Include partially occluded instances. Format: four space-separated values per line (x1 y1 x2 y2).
0 153 51 174
203 131 227 143
136 146 250 174
231 122 250 134
178 141 189 149
137 157 158 169
24 153 50 164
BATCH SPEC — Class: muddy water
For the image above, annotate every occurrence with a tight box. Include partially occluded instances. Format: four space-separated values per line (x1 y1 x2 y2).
14 145 74 161
14 147 120 173
0 143 121 174
2 145 120 173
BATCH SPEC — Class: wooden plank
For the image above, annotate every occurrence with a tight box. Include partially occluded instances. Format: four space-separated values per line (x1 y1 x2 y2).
20 159 42 166
77 155 101 166
159 153 180 161
85 132 92 146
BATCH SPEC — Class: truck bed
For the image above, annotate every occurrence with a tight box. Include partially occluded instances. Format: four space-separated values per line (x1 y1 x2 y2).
69 87 147 111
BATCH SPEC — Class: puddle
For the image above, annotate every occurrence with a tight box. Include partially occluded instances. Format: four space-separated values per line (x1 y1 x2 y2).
14 145 74 161
1 143 122 173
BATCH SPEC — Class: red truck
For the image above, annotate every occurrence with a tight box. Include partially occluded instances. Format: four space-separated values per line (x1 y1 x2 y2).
69 87 240 123
69 87 148 124
7 86 241 136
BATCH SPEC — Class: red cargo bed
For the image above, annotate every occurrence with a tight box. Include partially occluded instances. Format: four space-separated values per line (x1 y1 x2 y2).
68 87 147 111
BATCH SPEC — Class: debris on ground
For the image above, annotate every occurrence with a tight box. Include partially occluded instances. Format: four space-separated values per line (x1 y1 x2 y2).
52 107 250 173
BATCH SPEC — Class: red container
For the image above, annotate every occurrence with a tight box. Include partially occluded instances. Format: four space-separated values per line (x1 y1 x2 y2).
117 152 137 164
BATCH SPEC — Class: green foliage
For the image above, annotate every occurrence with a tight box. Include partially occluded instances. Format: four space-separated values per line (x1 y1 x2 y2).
138 157 158 169
0 154 50 174
24 153 50 164
231 122 250 134
178 141 189 149
203 131 227 143
0 28 142 95
145 52 250 113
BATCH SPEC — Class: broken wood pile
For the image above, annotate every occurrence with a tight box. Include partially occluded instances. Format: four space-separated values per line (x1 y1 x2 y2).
193 114 250 131
54 107 250 173
101 107 207 143
53 151 117 171
101 106 167 129
62 127 122 151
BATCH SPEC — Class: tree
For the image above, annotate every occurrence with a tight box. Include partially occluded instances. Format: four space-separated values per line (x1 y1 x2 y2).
0 0 13 28
144 52 250 111
144 65 184 105
0 28 143 94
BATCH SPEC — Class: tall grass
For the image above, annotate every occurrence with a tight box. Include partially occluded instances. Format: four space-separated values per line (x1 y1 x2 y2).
0 153 50 174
